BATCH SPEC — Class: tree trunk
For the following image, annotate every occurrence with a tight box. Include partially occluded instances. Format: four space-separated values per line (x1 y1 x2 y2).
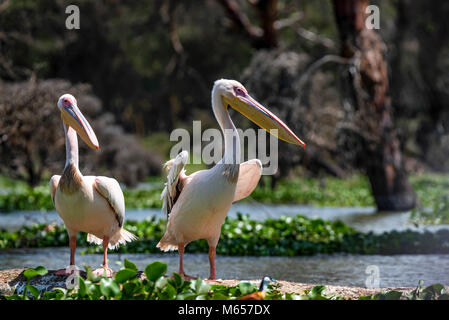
333 0 416 211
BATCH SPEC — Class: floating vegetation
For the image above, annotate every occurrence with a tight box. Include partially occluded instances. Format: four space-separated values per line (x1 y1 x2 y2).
1 214 448 255
2 262 448 300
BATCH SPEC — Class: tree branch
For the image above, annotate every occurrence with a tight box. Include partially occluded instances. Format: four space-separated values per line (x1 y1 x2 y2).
217 0 263 39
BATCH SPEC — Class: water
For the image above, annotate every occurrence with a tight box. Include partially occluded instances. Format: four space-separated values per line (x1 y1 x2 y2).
1 203 448 234
0 248 447 287
1 204 448 287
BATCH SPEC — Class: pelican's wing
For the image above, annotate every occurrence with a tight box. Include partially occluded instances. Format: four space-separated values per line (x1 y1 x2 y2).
94 176 125 227
161 150 189 218
233 159 262 202
49 175 61 206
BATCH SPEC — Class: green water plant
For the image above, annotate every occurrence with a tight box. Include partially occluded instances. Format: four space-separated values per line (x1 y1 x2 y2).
2 260 448 300
1 214 448 255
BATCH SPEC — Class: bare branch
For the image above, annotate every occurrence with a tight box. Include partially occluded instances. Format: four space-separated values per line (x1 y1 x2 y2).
297 27 336 49
274 11 303 30
216 0 263 39
297 54 353 99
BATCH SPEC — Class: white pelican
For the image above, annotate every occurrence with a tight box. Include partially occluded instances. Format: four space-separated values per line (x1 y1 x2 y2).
50 94 136 277
157 79 305 280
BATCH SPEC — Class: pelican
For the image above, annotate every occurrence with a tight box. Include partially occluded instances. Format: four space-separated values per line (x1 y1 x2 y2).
50 94 136 277
157 79 305 280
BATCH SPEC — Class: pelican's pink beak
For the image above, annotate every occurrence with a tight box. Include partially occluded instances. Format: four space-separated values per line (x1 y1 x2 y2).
61 103 99 150
222 94 306 147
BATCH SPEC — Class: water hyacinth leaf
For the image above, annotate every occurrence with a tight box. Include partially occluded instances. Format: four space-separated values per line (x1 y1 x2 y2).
53 287 67 295
86 267 101 283
122 282 137 296
100 278 120 298
176 292 198 300
238 282 256 295
210 293 230 300
145 261 167 281
423 284 445 296
160 283 177 300
155 277 169 289
23 266 47 280
310 285 325 296
23 269 38 280
115 268 137 283
25 285 40 299
34 266 48 276
306 286 329 300
78 277 87 297
124 258 138 271
384 291 402 300
88 283 102 299
172 272 184 288
191 278 210 295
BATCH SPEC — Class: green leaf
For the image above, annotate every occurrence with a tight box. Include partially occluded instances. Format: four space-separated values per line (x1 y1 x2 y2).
423 284 445 296
115 269 137 283
384 291 402 300
176 292 198 300
78 277 87 297
100 278 120 298
144 261 167 282
86 267 101 283
23 269 38 280
124 259 138 271
191 278 210 295
34 266 48 276
155 277 169 289
172 272 184 288
307 285 328 300
160 283 177 300
123 282 137 296
25 285 40 299
238 282 256 296
310 285 325 296
210 293 229 300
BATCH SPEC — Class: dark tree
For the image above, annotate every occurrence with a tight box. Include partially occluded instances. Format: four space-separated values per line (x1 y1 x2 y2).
216 0 279 49
332 0 416 211
0 79 162 187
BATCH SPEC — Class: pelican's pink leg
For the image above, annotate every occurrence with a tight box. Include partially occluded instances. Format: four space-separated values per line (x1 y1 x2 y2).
208 246 216 280
102 236 109 268
93 236 114 277
55 235 77 275
178 243 196 280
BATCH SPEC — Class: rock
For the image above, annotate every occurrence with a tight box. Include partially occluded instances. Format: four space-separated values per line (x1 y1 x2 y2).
0 268 86 297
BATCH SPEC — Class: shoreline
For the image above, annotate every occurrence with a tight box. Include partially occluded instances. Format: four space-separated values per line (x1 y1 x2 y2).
0 268 420 299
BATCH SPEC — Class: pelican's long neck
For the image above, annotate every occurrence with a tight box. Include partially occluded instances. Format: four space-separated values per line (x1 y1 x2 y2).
212 91 241 166
64 123 79 169
60 123 83 193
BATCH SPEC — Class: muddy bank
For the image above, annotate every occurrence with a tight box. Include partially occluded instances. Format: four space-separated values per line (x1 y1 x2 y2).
0 268 418 299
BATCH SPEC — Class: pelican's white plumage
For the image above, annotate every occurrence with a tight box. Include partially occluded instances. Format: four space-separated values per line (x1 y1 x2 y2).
157 79 305 280
50 94 136 276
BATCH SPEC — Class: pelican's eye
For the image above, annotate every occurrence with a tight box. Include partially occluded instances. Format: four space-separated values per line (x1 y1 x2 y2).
234 87 246 97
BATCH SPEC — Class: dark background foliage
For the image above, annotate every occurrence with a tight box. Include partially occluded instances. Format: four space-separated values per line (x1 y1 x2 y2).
0 0 448 197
